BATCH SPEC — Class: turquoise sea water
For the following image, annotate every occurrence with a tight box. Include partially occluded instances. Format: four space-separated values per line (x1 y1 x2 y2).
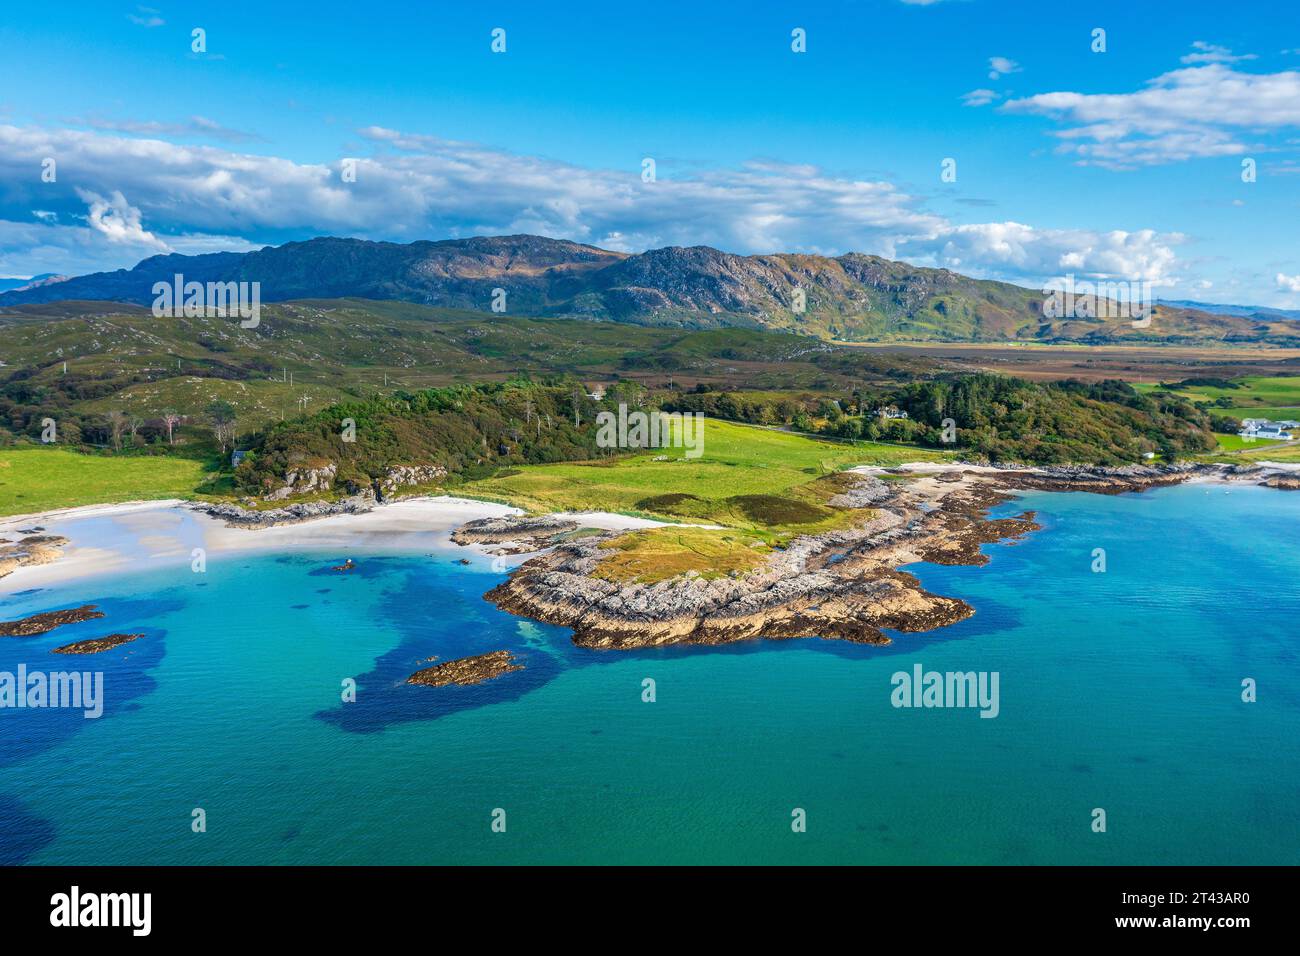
1 483 1297 865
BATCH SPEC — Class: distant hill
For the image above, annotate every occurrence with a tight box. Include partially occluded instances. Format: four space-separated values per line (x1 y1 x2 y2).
2 234 1296 346
0 298 936 438
1159 299 1300 322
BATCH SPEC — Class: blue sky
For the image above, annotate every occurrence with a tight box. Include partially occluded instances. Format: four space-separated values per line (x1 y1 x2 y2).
1 0 1298 305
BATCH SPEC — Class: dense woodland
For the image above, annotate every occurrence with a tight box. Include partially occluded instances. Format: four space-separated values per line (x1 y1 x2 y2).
662 375 1218 464
235 380 648 495
229 372 1219 496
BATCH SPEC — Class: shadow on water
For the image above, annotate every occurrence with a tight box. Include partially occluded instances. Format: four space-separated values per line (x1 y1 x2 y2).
0 795 55 865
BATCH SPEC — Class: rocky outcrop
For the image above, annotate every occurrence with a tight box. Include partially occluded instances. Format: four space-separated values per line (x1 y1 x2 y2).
481 475 1038 650
264 463 338 501
0 604 104 637
188 495 376 528
375 464 447 502
0 535 69 579
260 461 445 505
51 633 144 655
406 650 524 687
993 463 1200 494
452 515 580 553
988 461 1300 494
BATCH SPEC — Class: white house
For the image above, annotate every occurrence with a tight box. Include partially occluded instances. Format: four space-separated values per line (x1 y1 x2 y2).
1238 420 1295 441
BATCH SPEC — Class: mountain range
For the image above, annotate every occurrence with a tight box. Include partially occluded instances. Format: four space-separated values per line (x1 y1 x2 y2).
2 235 1297 347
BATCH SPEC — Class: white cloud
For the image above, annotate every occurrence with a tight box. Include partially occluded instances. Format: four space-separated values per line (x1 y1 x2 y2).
961 89 1000 107
75 189 170 250
67 114 263 144
988 57 1021 81
1277 273 1300 293
0 217 254 278
0 122 1187 290
901 222 1184 287
1180 41 1257 65
1002 63 1300 167
127 6 165 28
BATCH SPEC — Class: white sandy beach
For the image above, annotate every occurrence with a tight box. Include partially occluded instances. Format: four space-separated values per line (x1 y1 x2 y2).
0 496 692 594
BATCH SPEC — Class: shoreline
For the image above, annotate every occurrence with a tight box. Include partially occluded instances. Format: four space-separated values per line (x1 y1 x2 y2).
4 458 1297 611
0 494 707 594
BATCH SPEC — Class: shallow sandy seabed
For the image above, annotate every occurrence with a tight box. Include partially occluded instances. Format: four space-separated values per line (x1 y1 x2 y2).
0 496 684 593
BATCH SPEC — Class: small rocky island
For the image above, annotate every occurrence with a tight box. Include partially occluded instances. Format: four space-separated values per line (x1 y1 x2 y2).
52 633 145 655
406 650 524 687
0 604 105 637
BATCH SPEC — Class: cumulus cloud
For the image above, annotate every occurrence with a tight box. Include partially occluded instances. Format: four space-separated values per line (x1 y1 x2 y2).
0 122 1187 289
75 189 170 250
1277 273 1300 293
1002 62 1300 168
901 222 1183 287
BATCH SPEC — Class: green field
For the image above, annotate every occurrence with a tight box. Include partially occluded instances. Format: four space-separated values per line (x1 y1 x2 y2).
1137 376 1300 414
463 418 949 536
1223 407 1300 421
0 448 215 518
1212 433 1290 453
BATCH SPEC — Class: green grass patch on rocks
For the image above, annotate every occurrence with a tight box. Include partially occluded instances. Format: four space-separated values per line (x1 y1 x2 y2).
592 526 771 585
